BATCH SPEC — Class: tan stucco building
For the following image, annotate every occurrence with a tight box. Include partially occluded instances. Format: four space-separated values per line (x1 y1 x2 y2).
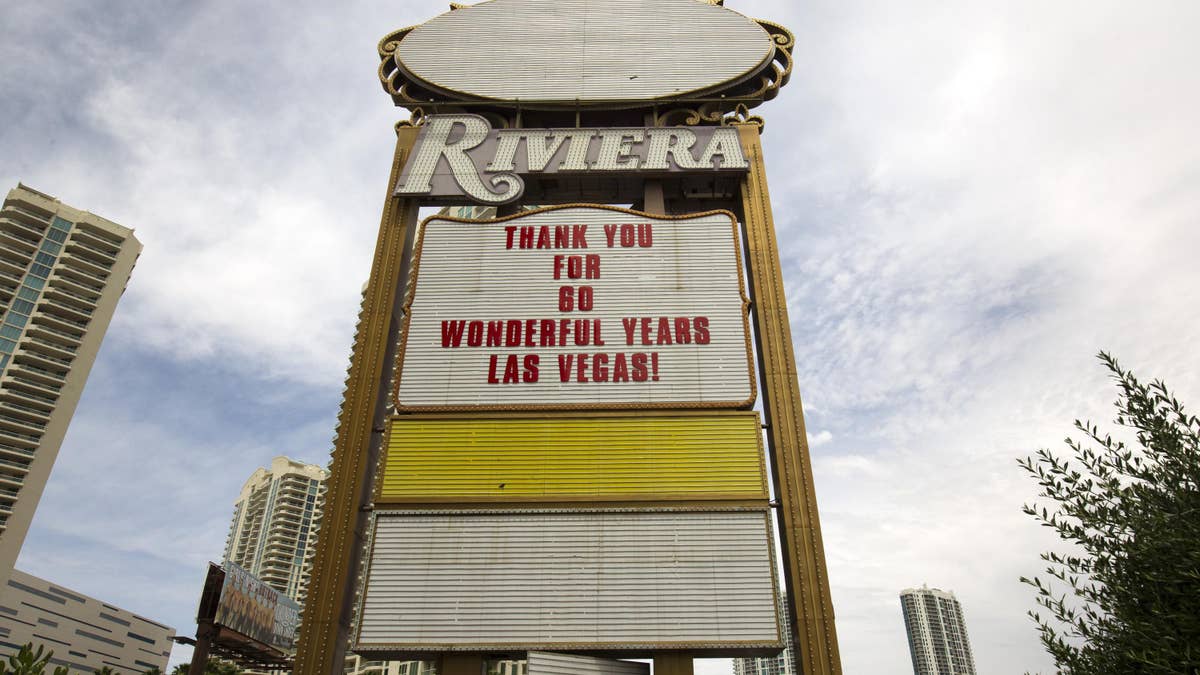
0 185 141 589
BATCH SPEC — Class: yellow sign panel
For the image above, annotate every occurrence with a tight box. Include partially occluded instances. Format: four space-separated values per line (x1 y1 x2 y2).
379 412 766 502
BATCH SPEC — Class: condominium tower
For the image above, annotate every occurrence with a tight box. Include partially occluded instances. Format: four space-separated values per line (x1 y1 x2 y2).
222 457 431 675
224 456 328 601
900 586 977 675
0 184 141 589
733 596 795 675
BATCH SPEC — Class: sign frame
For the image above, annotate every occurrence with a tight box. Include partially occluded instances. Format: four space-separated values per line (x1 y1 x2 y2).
373 410 769 505
392 203 757 412
351 506 785 658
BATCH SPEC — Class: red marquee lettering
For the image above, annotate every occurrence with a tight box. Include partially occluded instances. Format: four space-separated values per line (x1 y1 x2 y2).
441 320 466 347
631 352 649 381
674 317 692 344
523 354 539 382
656 317 673 345
694 316 710 344
612 352 630 382
593 353 608 382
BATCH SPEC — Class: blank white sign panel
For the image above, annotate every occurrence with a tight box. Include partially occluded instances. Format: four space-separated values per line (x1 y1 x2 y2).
395 0 774 103
356 510 781 651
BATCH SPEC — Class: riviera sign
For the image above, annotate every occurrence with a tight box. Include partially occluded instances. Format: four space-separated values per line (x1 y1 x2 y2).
395 205 754 410
395 114 750 204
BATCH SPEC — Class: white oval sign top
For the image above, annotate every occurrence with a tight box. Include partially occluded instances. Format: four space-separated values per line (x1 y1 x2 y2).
395 0 775 103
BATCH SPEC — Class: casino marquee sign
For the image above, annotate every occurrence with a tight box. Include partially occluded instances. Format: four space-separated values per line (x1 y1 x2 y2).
295 3 842 675
396 115 750 204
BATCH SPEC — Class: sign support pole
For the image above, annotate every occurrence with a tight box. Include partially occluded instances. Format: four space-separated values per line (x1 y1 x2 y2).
294 125 421 675
736 123 843 675
438 654 485 675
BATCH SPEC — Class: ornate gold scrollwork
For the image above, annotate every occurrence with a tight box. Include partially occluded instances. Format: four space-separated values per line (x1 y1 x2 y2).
721 104 765 131
654 101 731 127
395 107 427 130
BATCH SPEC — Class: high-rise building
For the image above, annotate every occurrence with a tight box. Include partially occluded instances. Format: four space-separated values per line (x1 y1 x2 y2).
900 586 977 675
733 596 795 675
0 569 174 673
223 457 443 675
0 184 141 589
224 456 328 601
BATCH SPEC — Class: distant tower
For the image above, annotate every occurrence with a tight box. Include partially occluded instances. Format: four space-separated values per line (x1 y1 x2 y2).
733 596 795 675
900 586 977 675
224 456 328 600
0 184 142 589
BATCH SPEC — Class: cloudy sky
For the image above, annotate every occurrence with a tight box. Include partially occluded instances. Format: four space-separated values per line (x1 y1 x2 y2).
3 0 1199 673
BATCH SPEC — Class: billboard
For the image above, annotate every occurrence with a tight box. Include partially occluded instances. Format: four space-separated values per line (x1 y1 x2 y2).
395 205 754 410
213 561 301 653
377 412 767 502
356 510 781 654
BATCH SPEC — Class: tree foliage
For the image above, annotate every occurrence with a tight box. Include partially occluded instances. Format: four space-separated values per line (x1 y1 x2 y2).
1 644 68 675
168 659 240 675
1019 352 1200 673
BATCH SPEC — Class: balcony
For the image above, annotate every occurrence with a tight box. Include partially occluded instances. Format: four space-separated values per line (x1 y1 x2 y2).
32 311 89 333
0 243 32 267
0 426 40 445
0 257 25 278
19 348 73 370
26 321 82 346
52 270 104 295
41 296 92 321
5 375 61 398
0 477 23 494
0 443 35 462
0 386 57 409
0 229 39 251
59 252 110 280
45 282 99 306
0 411 46 433
11 362 66 386
24 334 76 357
0 400 50 422
1 206 50 230
0 456 32 474
74 223 124 249
65 239 117 267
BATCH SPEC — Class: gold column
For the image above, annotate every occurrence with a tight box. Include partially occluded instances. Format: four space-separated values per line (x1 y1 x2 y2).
438 654 485 675
735 123 842 675
654 653 694 675
293 125 421 675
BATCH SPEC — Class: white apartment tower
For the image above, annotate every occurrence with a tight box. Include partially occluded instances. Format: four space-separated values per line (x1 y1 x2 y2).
900 586 977 675
0 184 141 589
733 596 795 675
224 458 441 675
224 456 328 600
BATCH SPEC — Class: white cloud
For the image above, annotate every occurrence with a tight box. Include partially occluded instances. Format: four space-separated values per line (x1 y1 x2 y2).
808 429 835 448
